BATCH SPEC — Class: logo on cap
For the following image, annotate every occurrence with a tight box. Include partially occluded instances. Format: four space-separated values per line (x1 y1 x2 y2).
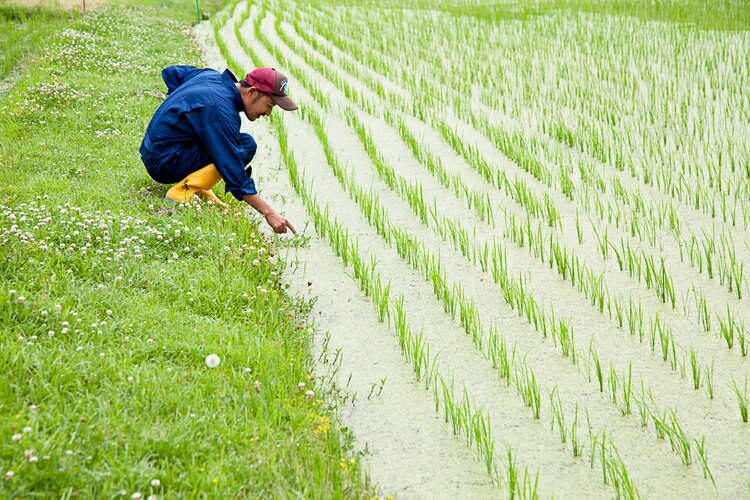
279 78 289 94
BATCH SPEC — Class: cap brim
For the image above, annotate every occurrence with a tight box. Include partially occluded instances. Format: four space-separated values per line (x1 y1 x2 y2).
271 95 298 111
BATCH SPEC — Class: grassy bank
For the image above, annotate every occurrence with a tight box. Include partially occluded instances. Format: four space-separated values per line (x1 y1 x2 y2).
0 3 76 80
0 4 371 498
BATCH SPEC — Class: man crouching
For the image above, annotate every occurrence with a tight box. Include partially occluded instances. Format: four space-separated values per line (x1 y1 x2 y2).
140 65 297 234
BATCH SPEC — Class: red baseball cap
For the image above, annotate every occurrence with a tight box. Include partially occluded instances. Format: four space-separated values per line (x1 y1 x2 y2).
244 68 298 111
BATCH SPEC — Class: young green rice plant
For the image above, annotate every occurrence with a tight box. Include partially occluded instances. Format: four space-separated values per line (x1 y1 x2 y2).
505 447 540 500
608 364 619 405
554 317 576 361
570 404 584 457
667 412 693 465
620 364 633 415
590 344 603 392
487 326 515 384
717 306 735 349
549 387 567 443
575 209 584 244
592 224 610 260
516 364 542 419
704 361 715 400
613 296 624 328
650 408 668 440
731 378 749 423
690 349 702 390
694 436 716 487
693 286 711 332
634 386 650 428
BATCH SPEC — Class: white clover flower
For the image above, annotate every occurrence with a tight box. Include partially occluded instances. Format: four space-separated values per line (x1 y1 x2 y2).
150 479 160 487
11 433 22 442
22 427 31 433
132 493 142 500
205 354 220 368
244 367 252 373
6 470 14 479
298 382 305 389
106 310 112 316
65 450 73 455
305 390 314 399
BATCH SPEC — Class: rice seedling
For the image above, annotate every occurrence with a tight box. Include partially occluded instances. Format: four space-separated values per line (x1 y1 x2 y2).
516 363 542 419
694 436 716 487
731 378 749 423
690 349 702 390
549 387 567 443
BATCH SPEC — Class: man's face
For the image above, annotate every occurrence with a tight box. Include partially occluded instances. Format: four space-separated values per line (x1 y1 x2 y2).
242 88 276 121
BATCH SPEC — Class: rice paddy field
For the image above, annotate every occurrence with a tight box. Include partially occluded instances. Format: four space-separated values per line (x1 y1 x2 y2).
201 0 750 497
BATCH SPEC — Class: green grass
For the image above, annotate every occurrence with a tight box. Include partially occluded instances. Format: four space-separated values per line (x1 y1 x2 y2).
0 3 76 80
0 4 372 498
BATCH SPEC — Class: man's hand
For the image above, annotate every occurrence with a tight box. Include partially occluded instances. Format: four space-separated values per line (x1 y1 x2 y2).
264 210 297 234
243 193 296 234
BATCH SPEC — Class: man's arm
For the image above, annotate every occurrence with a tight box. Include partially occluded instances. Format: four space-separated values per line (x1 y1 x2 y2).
186 112 296 235
243 193 297 234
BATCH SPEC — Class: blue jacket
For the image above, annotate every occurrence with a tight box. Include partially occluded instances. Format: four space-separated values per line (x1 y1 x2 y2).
140 66 257 200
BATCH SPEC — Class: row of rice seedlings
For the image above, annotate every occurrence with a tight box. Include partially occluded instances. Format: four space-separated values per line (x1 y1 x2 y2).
593 230 676 308
269 111 536 493
252 7 381 118
270 16 499 228
681 228 747 300
586 427 640 500
436 121 561 228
